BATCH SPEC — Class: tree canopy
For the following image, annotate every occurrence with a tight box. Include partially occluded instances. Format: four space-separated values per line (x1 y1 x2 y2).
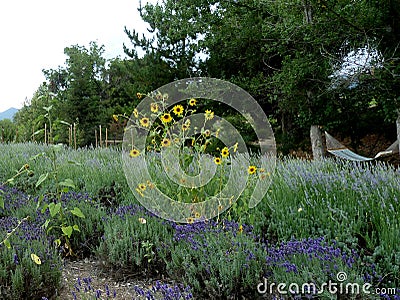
12 0 400 151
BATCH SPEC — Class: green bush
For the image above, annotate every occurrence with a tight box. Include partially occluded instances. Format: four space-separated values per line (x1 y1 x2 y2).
0 217 62 299
96 205 173 278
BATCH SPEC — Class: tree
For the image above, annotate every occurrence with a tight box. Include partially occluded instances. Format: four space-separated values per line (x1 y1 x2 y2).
106 53 175 116
261 0 400 149
13 84 57 143
125 0 400 152
124 0 211 79
0 119 17 143
43 42 109 146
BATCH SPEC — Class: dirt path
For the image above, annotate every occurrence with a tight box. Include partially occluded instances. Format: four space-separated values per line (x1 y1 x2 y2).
55 258 167 299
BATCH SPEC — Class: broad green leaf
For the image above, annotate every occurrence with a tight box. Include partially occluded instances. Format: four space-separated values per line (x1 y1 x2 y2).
59 178 75 189
49 202 61 217
3 239 11 249
61 226 73 238
73 224 80 232
36 173 49 188
70 207 85 218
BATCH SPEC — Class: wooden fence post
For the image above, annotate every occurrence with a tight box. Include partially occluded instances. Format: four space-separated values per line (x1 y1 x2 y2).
44 123 47 144
397 113 400 158
99 125 102 148
105 128 108 148
310 125 324 160
73 123 77 150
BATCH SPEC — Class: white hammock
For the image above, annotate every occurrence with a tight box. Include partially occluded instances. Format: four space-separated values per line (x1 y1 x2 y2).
325 131 399 162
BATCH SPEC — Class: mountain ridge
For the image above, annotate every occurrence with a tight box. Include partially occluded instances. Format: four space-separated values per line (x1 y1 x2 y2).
0 107 19 121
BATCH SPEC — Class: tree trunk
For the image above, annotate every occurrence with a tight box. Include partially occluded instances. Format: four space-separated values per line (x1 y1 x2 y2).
397 114 400 158
310 125 324 160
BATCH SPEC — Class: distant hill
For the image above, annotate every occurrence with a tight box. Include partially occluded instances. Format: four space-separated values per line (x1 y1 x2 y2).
0 107 19 121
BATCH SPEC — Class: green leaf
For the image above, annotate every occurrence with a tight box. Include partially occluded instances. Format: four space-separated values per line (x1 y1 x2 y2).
54 239 61 247
3 239 11 249
43 105 53 112
73 224 80 232
61 226 73 238
48 202 61 217
59 120 71 126
67 160 82 166
30 152 46 160
43 219 50 229
36 195 44 210
32 129 44 137
70 207 85 218
36 173 49 188
0 193 4 210
41 203 49 214
59 178 75 189
6 178 14 185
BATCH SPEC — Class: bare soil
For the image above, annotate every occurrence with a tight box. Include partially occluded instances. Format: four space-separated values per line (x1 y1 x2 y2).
54 258 169 300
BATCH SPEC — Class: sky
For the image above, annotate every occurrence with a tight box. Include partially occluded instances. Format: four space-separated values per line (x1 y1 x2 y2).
0 0 155 113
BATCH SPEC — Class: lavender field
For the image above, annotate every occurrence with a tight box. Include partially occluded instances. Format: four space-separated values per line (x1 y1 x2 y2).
0 143 399 299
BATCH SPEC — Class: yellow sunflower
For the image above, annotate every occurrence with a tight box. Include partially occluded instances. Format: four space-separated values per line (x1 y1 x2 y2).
248 165 257 175
205 109 214 120
173 105 184 117
214 157 222 165
140 117 150 127
150 103 158 113
129 149 140 157
221 147 229 158
112 114 118 122
161 113 173 123
189 98 197 106
182 123 189 131
161 138 171 147
133 108 139 118
138 183 147 191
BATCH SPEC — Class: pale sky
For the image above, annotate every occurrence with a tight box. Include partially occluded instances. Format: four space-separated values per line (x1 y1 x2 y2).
0 0 155 113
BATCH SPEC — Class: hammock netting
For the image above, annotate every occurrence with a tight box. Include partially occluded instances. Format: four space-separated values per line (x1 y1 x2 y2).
325 131 399 162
